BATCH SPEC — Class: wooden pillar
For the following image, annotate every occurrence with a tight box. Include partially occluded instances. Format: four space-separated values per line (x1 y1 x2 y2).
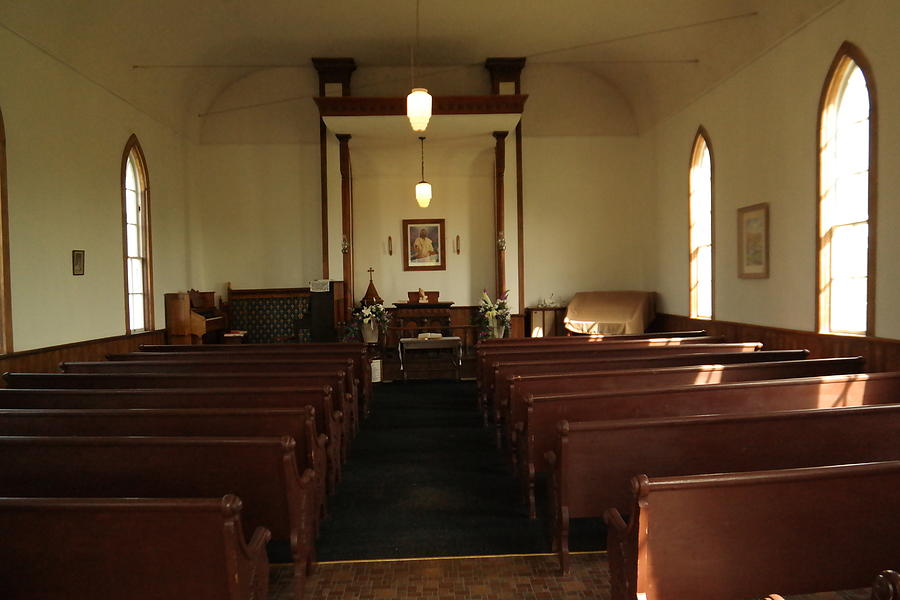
337 133 353 322
493 131 508 298
312 58 356 279
486 58 526 309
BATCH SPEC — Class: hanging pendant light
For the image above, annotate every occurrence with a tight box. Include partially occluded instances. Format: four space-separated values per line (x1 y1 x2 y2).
407 0 432 132
416 136 432 208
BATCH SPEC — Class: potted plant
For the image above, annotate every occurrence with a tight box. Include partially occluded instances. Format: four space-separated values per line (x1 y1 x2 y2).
475 289 511 339
349 302 390 343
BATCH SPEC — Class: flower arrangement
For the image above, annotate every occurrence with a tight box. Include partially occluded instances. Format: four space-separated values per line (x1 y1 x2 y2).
344 302 391 342
475 289 511 339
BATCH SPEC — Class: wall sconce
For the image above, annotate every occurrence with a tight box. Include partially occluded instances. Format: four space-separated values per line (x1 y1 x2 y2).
497 232 506 252
388 236 393 256
341 235 350 254
455 235 461 255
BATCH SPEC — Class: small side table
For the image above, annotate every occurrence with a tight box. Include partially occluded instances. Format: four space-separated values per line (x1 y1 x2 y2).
525 307 567 337
399 337 463 380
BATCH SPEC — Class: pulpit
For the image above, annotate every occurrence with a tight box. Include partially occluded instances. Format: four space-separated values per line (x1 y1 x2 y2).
392 302 455 339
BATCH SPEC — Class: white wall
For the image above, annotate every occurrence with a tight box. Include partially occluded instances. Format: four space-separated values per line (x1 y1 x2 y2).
350 135 496 308
647 0 900 339
0 26 191 351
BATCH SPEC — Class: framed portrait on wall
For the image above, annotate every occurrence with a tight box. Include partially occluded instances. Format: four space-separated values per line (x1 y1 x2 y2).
402 218 446 271
737 203 769 279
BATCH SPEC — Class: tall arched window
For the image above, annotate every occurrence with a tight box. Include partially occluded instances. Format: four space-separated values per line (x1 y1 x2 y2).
0 107 12 352
689 128 714 320
817 43 876 336
121 135 153 333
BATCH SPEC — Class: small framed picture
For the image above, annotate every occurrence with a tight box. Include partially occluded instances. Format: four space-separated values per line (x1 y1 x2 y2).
72 250 85 276
402 218 446 271
737 203 769 279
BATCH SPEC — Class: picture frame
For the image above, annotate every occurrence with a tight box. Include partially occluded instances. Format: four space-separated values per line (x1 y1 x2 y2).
402 218 446 271
72 250 85 276
737 203 769 279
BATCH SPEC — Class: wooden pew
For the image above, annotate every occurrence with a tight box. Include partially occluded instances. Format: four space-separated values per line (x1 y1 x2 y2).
0 495 270 600
476 336 728 383
519 371 900 519
605 461 900 600
478 330 708 344
480 342 764 424
61 360 358 457
137 343 374 417
106 355 361 434
0 406 328 526
502 356 864 455
3 373 345 480
553 403 900 573
489 349 809 428
0 436 314 599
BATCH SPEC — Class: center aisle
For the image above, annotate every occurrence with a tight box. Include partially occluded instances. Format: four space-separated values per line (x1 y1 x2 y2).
316 379 550 561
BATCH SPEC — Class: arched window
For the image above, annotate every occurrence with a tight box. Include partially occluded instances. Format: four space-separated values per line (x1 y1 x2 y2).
817 43 876 336
0 107 12 352
121 135 153 333
689 128 714 320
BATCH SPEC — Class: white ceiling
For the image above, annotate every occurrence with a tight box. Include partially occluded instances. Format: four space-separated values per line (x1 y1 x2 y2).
0 0 840 137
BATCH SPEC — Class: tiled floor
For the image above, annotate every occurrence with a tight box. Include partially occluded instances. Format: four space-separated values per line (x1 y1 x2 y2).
269 552 610 600
268 552 873 600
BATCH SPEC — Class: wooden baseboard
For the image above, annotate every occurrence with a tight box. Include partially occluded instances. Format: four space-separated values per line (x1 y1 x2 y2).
0 330 166 376
654 314 900 372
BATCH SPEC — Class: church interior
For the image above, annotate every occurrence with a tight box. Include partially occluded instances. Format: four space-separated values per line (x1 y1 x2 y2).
0 0 899 598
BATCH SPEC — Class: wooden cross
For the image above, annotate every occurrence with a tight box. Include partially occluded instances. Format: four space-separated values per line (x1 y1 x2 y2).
368 267 375 282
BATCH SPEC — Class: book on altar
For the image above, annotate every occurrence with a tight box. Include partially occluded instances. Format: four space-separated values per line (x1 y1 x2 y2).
417 332 443 340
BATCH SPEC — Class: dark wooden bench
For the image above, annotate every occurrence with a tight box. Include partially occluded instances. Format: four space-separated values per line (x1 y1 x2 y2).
0 495 270 600
478 330 708 344
605 461 900 600
552 402 900 572
0 435 314 598
503 356 864 457
476 336 728 383
519 370 900 519
3 373 345 479
61 360 358 457
0 406 327 526
488 349 809 428
137 343 373 417
105 355 361 434
480 342 765 424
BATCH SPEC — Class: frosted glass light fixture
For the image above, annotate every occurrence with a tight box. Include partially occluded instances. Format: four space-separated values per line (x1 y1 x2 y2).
407 88 432 132
415 136 431 208
406 0 431 132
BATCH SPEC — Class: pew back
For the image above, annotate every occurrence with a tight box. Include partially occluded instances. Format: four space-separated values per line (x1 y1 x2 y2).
488 349 809 422
0 385 342 489
136 343 372 416
517 371 900 519
0 435 314 593
615 461 900 599
0 495 270 600
478 330 708 344
505 356 864 449
0 406 327 521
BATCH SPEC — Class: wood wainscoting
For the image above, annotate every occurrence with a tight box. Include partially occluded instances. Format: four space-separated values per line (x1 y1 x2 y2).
0 330 166 377
654 314 900 372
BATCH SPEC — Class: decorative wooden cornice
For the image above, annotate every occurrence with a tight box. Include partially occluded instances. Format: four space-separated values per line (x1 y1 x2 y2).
314 95 528 117
485 57 526 93
311 58 357 93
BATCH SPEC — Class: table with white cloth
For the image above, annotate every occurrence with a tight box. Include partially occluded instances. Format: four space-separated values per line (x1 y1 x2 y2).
398 337 462 380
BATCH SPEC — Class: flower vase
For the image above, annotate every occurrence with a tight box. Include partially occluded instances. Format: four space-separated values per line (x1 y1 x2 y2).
361 321 379 344
488 315 506 339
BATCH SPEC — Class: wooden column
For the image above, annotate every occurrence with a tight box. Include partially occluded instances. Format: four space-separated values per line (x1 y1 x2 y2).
493 131 508 298
486 58 526 309
312 58 356 279
337 134 353 322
